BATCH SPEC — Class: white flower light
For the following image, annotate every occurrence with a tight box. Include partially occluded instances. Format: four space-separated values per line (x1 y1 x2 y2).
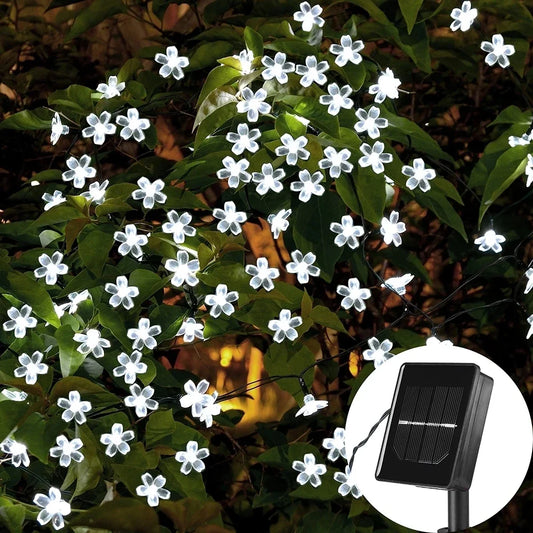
226 123 261 155
334 465 362 498
262 52 295 83
275 133 310 166
213 201 247 235
62 154 96 189
116 108 151 142
154 46 189 80
136 473 170 507
296 55 329 87
268 309 303 343
363 337 394 367
481 34 515 68
175 440 210 474
329 35 364 66
295 393 328 417
131 177 167 209
0 437 30 467
354 106 388 139
358 141 392 174
426 336 453 348
524 268 533 294
290 170 325 202
57 390 92 424
329 215 364 249
268 208 291 239
368 68 401 104
124 384 159 417
380 211 406 247
319 83 353 115
81 179 108 205
450 1 478 32
165 250 200 288
474 229 506 253
3 304 37 338
114 223 148 259
105 275 139 310
286 250 320 284
127 318 162 350
293 2 324 32
217 156 251 188
42 190 66 211
319 147 353 179
180 379 211 418
49 435 84 467
322 427 347 461
402 158 436 192
381 273 414 295
509 132 533 148
198 392 221 427
176 317 205 343
74 329 111 358
162 210 196 244
82 111 117 145
50 112 69 145
527 314 533 339
14 350 48 385
96 75 125 99
237 87 271 122
100 423 135 457
113 351 147 385
1 389 28 401
292 453 326 487
33 487 71 530
252 163 285 195
234 49 254 74
525 154 533 187
34 251 68 286
336 277 371 311
245 257 280 291
205 284 239 318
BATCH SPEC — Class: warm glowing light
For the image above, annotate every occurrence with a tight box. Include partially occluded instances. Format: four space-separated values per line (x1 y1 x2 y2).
349 351 359 377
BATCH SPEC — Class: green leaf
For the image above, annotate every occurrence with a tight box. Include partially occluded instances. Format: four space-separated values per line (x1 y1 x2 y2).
399 0 424 33
0 108 53 130
164 187 209 210
32 205 86 228
257 442 320 467
145 409 176 448
159 498 221 531
489 105 531 126
118 58 143 82
335 174 362 214
265 39 317 57
243 26 263 55
377 247 431 284
56 324 85 377
99 306 130 348
129 268 167 304
48 84 93 115
49 376 119 406
276 113 307 138
65 0 127 40
0 399 36 443
193 87 237 143
188 41 234 71
78 224 115 277
73 423 103 496
310 305 348 333
354 165 386 224
0 498 25 533
280 95 340 138
199 261 252 293
291 471 342 501
158 457 208 500
197 65 241 107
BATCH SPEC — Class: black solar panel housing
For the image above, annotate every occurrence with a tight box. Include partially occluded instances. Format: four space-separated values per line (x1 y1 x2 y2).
376 363 493 490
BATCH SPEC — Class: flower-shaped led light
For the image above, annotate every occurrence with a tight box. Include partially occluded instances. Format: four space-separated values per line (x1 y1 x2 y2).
286 250 320 284
105 275 139 310
14 350 48 385
509 132 533 147
114 223 148 259
245 257 280 291
474 229 506 253
127 318 162 350
125 384 159 417
42 190 66 211
131 177 167 209
527 314 533 339
3 304 37 338
268 309 303 343
81 180 108 205
113 351 147 385
1 437 30 467
296 55 329 87
234 49 254 74
363 337 394 367
165 250 200 288
217 156 251 188
62 154 97 189
226 123 261 155
180 379 211 417
524 267 533 295
402 158 436 192
116 107 151 142
293 2 324 32
175 440 210 474
319 146 353 178
336 277 371 311
292 453 326 487
154 46 189 80
59 290 90 316
100 423 135 457
49 435 84 467
136 473 170 507
290 170 325 202
481 34 515 68
205 284 239 318
275 133 310 166
380 211 406 247
295 393 328 417
176 317 205 343
268 208 292 239
330 215 364 249
450 1 478 32
322 427 347 461
525 153 533 187
162 210 196 244
334 465 362 497
252 163 285 195
1 389 28 401
34 487 71 530
198 392 221 427
74 328 111 358
330 34 364 66
368 68 401 104
82 111 116 145
262 52 295 83
57 390 92 424
319 83 353 115
34 251 68 285
50 112 69 145
96 75 125 99
236 87 271 122
354 106 388 139
359 141 392 174
213 201 247 235
381 273 414 296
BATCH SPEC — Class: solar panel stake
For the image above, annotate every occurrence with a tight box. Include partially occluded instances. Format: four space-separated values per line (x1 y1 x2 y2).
448 489 469 532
